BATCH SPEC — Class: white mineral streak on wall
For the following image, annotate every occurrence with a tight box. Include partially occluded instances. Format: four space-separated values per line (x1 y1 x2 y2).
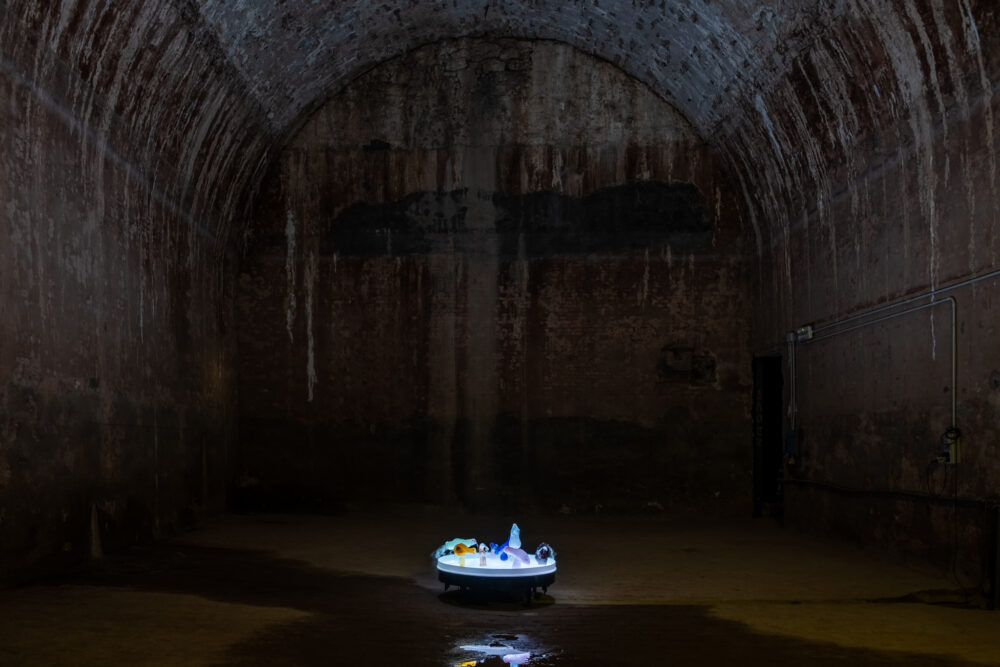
99 5 141 165
120 7 150 345
754 93 787 175
819 41 860 157
930 0 974 272
183 87 227 228
753 93 795 309
790 56 833 309
863 2 938 358
551 150 563 191
957 0 996 264
285 209 297 343
904 0 946 359
905 0 949 164
931 0 969 123
305 246 318 402
902 2 942 357
820 39 862 275
729 149 763 292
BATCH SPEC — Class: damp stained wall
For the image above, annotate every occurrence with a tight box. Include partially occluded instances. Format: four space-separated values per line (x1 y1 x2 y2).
4 0 996 588
724 1 1000 583
0 1 270 580
237 39 752 514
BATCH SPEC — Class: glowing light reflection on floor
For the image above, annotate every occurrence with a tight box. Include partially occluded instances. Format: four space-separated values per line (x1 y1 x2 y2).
454 634 548 666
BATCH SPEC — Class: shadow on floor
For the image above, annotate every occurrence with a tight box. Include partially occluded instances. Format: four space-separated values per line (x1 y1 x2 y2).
29 542 977 666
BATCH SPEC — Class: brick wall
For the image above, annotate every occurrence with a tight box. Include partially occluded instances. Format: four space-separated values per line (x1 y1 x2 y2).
0 1 267 580
725 2 1000 583
237 38 752 514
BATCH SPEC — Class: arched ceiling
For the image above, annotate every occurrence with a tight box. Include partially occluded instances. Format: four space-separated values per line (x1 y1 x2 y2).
4 0 996 252
188 0 1000 250
193 0 842 139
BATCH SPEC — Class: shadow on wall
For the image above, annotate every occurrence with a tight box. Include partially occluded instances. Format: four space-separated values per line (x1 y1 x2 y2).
323 181 710 257
235 179 750 516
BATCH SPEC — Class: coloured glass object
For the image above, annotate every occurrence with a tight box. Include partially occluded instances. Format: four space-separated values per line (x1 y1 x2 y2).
503 546 530 567
453 542 477 566
432 537 477 559
435 524 556 578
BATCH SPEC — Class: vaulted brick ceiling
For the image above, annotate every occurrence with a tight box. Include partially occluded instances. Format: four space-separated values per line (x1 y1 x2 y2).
186 1 994 249
5 1 993 246
193 0 837 139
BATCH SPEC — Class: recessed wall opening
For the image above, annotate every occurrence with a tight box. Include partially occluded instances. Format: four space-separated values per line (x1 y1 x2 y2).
752 355 784 519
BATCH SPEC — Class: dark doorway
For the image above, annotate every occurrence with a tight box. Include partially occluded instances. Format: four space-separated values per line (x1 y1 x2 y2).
752 355 784 518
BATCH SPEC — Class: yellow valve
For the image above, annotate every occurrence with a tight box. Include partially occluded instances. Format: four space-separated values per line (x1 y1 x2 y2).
940 427 962 464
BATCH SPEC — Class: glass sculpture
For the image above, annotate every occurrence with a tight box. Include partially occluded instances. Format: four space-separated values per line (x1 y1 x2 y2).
434 523 557 600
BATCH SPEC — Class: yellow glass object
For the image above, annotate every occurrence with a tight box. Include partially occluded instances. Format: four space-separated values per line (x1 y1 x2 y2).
454 542 476 566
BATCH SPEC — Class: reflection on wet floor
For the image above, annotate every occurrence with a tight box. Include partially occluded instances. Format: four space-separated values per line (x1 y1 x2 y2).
455 633 553 666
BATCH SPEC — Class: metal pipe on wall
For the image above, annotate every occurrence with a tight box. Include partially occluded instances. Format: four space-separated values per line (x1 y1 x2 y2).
786 296 958 449
811 266 1000 335
805 296 957 428
778 271 1000 608
783 265 1000 431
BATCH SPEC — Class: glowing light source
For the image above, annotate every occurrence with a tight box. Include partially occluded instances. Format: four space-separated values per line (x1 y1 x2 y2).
436 552 556 577
434 524 557 597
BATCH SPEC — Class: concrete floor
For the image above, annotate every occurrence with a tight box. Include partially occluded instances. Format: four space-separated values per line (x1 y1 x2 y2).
1 507 998 665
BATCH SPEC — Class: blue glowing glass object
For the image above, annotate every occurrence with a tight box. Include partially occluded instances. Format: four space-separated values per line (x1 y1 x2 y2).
493 523 521 561
509 523 521 549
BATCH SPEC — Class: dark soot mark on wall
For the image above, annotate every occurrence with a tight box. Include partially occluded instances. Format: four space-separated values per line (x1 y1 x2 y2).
325 181 710 256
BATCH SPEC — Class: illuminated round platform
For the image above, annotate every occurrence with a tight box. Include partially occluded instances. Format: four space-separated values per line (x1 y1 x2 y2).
436 553 556 599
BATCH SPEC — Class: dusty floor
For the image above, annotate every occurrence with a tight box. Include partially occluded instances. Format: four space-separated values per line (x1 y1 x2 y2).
1 507 998 665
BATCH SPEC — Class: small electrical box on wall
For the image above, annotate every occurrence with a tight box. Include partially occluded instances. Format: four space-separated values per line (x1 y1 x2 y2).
938 427 962 464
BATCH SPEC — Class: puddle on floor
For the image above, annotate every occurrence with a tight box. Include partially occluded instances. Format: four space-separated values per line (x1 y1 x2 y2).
452 633 556 666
